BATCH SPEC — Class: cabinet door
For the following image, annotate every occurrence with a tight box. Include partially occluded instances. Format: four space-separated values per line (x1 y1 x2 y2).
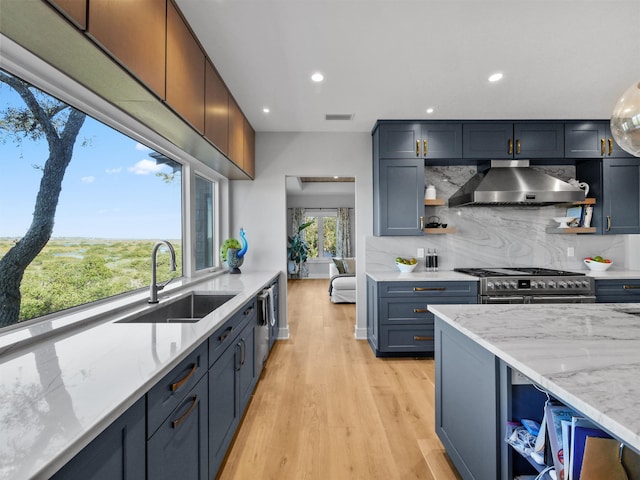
422 123 463 159
209 341 239 477
514 122 564 158
238 321 257 411
565 121 606 158
463 123 513 159
88 0 166 98
374 159 423 236
605 125 634 158
166 2 205 132
228 96 245 168
596 279 640 302
51 398 145 480
47 0 87 29
243 116 256 178
377 123 422 159
147 375 209 480
205 61 229 155
603 158 640 234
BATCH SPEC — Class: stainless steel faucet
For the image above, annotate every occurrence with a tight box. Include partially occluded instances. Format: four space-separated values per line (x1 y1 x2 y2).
149 240 177 303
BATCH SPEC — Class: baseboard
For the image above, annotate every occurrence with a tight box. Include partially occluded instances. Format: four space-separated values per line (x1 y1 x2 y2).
354 326 367 340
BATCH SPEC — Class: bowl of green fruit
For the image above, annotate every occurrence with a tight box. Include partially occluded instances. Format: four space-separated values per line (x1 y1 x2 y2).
584 256 612 271
396 257 418 272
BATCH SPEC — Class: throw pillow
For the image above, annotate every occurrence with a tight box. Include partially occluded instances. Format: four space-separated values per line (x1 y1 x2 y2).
342 258 356 274
332 257 346 274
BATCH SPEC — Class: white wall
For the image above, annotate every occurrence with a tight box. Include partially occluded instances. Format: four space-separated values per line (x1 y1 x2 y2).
230 132 372 339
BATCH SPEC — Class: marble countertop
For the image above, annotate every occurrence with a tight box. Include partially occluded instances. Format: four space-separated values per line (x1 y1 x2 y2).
428 302 640 453
0 270 279 480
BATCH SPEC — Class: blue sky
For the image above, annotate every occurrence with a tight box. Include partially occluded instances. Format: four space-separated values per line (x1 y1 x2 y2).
0 80 182 240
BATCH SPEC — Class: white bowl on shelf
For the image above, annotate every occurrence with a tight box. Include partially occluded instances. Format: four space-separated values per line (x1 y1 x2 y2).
584 259 612 271
553 216 578 228
396 262 417 273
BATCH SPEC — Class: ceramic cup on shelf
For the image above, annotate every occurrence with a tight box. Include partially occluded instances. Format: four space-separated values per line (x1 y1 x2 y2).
425 185 436 200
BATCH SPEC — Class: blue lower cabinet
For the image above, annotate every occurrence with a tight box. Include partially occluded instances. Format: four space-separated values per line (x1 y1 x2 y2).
147 374 209 480
51 397 145 480
596 279 640 302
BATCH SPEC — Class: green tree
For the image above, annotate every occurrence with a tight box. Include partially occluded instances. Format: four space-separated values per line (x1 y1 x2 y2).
0 72 87 327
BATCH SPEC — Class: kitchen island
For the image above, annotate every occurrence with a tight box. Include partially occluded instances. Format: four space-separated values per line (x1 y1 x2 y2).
0 270 280 480
428 302 640 479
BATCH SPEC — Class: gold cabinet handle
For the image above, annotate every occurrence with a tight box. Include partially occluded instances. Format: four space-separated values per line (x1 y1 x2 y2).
413 287 446 291
416 140 420 156
606 215 611 232
171 363 197 392
601 138 606 156
508 139 513 155
172 396 199 428
419 216 425 230
413 308 428 313
423 139 428 157
623 285 640 289
516 139 521 155
414 336 434 341
608 138 613 156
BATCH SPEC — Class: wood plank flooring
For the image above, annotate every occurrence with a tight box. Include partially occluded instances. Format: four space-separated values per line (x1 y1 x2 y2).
218 279 461 480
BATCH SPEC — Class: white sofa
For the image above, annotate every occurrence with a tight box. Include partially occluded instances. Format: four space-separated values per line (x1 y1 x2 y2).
328 258 356 303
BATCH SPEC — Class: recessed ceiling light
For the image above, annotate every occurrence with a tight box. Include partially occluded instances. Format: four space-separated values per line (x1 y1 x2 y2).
426 108 434 114
488 73 504 82
262 107 270 114
311 72 324 83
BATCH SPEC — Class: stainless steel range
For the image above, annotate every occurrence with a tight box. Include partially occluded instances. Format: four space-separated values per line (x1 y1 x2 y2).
454 267 596 304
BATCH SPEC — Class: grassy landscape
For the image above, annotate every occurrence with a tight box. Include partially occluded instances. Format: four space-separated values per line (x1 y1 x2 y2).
0 238 182 322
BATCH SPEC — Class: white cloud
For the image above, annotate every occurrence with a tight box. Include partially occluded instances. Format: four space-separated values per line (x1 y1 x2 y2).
135 143 149 151
128 159 165 175
105 167 122 174
81 176 95 184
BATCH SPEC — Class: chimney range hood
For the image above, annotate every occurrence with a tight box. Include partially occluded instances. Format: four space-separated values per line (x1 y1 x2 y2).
448 160 585 207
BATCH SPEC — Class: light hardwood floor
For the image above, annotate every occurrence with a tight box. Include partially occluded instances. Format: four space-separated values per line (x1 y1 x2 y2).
218 279 461 480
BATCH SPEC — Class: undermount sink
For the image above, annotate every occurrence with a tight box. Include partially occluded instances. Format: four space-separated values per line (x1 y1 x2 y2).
118 293 236 324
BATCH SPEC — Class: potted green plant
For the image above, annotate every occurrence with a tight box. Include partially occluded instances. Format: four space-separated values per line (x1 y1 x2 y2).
287 220 314 278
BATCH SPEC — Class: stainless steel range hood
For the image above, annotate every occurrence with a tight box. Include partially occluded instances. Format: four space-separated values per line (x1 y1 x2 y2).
448 160 585 207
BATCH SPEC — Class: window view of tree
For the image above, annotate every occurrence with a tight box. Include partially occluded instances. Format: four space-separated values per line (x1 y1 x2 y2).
0 69 182 328
304 213 336 259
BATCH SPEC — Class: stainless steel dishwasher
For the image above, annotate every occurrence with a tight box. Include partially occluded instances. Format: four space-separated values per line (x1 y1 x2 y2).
257 284 275 372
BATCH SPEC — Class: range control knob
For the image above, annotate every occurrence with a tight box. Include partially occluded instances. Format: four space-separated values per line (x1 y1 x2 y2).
530 281 538 289
582 281 591 288
567 281 575 288
548 281 556 289
509 282 517 289
538 281 546 289
487 282 495 290
558 281 567 289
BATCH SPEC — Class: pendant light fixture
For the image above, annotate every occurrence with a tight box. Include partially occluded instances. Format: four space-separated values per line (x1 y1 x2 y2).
610 81 640 157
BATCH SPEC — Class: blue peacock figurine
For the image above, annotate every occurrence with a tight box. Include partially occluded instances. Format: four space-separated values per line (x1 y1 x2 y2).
226 228 248 274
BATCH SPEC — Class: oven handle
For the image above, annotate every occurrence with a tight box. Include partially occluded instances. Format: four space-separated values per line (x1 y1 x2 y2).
529 295 596 304
481 296 526 304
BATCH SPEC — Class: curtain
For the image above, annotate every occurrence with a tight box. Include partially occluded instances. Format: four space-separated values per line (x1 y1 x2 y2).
336 207 352 258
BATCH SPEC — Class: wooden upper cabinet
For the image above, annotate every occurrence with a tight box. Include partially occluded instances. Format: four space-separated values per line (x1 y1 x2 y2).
47 0 87 30
87 0 166 98
205 61 229 155
166 1 205 133
228 96 244 168
243 117 255 178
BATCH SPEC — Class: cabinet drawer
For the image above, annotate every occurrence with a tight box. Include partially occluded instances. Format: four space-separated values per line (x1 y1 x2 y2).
209 297 257 366
379 325 435 353
380 281 478 298
382 300 434 325
596 279 640 302
147 342 208 438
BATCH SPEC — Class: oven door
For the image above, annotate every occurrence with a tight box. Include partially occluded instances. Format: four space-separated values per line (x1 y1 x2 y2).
529 295 596 304
480 295 526 304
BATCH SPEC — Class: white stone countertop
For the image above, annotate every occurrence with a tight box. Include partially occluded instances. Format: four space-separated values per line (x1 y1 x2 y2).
365 271 480 282
0 270 280 480
427 302 640 453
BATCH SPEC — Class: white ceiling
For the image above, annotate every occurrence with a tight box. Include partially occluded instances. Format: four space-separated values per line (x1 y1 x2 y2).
176 0 640 133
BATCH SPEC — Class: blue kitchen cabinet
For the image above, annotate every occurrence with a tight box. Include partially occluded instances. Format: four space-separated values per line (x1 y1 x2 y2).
373 158 424 236
51 397 145 480
375 121 463 160
595 279 640 302
208 298 258 477
367 280 478 356
577 158 640 234
565 121 634 158
463 122 564 159
147 374 209 480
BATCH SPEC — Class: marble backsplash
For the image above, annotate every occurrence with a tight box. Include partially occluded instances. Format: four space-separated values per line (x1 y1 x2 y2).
366 164 634 272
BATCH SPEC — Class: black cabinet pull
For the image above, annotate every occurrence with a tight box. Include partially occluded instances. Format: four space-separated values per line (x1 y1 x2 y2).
171 396 199 428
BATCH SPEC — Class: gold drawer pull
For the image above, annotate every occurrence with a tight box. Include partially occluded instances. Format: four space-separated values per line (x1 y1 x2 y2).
608 138 613 156
413 308 428 313
508 139 513 155
170 363 197 392
516 139 521 155
416 140 420 156
623 285 640 290
219 326 233 342
423 139 428 156
601 138 606 156
172 396 199 428
414 336 434 341
413 287 446 291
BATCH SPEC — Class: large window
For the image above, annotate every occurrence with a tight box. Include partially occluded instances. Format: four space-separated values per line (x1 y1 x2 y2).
0 69 184 328
195 174 215 270
304 211 337 259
